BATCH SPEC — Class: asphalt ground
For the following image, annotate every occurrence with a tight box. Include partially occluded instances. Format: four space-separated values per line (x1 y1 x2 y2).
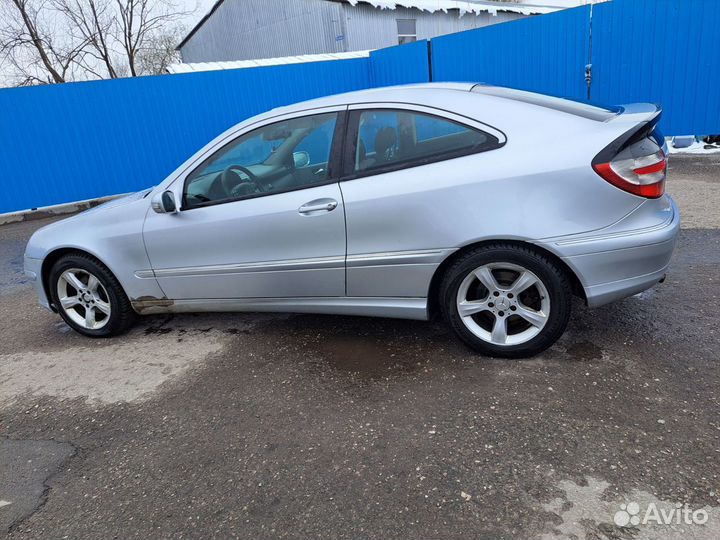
1 153 719 539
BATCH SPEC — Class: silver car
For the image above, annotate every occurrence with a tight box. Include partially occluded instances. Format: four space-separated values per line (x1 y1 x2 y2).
24 83 679 358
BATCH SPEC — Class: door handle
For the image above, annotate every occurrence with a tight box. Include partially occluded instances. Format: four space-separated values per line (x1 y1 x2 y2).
298 198 338 215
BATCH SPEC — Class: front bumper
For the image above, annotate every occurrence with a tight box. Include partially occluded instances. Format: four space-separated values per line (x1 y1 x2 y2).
555 197 680 307
24 255 52 311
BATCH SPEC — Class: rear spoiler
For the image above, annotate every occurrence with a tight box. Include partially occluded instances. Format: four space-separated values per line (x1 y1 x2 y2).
609 102 661 124
593 104 663 166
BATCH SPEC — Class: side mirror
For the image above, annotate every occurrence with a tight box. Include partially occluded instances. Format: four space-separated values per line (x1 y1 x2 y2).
293 151 310 169
151 190 177 214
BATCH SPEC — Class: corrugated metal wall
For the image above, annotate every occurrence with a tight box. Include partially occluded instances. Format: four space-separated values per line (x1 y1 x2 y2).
428 0 720 136
180 0 524 63
430 5 591 101
0 39 440 214
180 0 347 63
369 39 430 87
341 3 521 53
592 0 720 135
3 0 720 214
0 58 371 214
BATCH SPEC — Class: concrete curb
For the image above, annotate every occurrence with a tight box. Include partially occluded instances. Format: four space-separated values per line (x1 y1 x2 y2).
0 194 129 226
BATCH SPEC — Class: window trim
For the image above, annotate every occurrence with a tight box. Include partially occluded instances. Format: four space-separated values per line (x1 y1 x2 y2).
180 110 348 211
340 104 506 182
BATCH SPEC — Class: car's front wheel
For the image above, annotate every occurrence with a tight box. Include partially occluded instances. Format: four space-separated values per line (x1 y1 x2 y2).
440 244 572 358
49 253 136 337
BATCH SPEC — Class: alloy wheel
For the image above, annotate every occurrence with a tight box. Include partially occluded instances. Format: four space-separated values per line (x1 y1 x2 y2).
456 262 550 346
56 268 112 330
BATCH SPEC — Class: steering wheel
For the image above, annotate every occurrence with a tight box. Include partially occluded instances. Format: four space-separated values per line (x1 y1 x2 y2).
220 165 263 198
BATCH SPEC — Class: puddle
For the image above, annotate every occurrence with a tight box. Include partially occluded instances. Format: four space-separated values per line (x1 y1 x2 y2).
313 333 423 377
565 341 604 361
247 314 447 380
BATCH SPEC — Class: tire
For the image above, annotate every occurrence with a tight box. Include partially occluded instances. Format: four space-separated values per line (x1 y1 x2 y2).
49 253 137 337
439 244 571 358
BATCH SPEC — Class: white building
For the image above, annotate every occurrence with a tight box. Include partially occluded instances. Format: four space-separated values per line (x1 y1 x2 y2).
517 0 606 7
177 0 561 64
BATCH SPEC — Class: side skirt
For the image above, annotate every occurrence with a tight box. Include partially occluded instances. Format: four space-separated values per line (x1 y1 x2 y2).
132 296 429 321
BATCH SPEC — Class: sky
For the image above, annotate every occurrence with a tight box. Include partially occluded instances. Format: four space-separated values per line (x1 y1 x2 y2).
180 0 216 34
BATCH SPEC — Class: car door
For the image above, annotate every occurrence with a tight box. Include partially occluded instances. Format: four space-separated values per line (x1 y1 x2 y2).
338 104 505 298
142 107 347 300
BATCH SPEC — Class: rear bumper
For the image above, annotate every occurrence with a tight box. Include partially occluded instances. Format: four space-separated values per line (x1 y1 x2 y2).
575 239 675 307
24 255 52 311
553 197 680 307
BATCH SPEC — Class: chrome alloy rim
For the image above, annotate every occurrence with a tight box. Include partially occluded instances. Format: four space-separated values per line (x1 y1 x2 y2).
456 263 550 346
56 268 112 330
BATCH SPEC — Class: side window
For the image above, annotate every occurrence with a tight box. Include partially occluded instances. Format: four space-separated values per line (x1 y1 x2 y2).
352 109 499 175
293 117 337 167
184 112 338 209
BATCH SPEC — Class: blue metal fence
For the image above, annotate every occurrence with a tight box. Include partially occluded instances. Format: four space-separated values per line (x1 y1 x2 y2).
592 0 720 136
430 0 720 136
0 58 372 214
430 6 591 101
2 0 719 214
369 39 430 87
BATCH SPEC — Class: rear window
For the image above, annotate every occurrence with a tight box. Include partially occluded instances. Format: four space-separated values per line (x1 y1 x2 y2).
471 84 622 122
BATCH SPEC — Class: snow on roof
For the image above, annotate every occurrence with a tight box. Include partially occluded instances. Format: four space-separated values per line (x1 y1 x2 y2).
166 50 373 74
177 0 560 50
346 0 558 16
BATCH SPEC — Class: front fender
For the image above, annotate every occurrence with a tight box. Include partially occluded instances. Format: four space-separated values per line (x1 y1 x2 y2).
25 197 165 308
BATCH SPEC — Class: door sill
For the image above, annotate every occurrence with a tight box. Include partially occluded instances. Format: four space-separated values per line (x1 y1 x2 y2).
132 296 429 320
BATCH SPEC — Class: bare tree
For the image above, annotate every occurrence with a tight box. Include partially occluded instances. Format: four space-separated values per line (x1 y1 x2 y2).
54 0 120 78
0 0 189 85
115 0 185 76
0 0 90 84
135 24 183 75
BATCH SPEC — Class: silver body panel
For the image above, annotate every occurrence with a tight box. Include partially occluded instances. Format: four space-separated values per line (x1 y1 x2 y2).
136 297 429 320
24 83 680 321
142 183 347 299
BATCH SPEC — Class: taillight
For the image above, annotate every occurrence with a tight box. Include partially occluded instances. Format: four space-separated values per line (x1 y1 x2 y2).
593 149 666 198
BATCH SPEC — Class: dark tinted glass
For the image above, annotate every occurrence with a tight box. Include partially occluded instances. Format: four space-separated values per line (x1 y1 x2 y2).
354 110 498 174
184 113 337 209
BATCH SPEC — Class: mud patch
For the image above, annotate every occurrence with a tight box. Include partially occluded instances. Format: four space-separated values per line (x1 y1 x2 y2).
249 314 448 380
314 333 423 377
144 326 173 335
565 341 604 361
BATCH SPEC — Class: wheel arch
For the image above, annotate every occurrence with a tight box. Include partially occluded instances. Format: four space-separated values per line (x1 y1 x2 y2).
427 239 586 319
41 247 119 311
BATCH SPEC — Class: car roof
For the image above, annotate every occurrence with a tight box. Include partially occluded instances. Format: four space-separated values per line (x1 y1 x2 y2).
265 82 477 115
163 82 625 193
260 82 618 124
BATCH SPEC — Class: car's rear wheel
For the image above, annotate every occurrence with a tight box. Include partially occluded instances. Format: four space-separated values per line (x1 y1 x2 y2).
49 253 136 337
440 244 571 358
